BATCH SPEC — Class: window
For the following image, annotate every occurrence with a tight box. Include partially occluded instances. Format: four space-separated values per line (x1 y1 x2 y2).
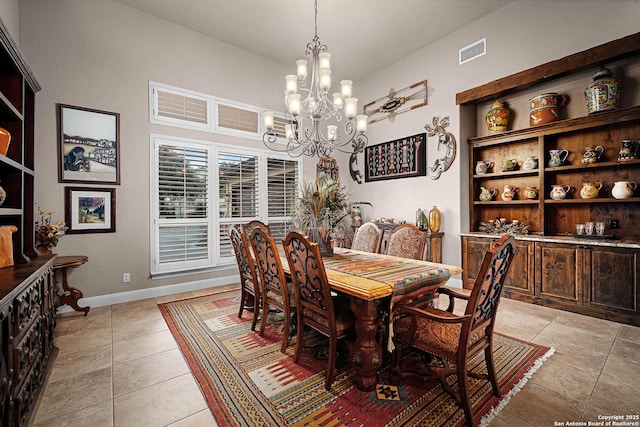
150 135 301 275
150 83 211 130
149 81 279 141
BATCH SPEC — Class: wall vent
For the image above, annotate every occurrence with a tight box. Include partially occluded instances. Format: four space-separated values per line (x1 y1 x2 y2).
459 38 486 65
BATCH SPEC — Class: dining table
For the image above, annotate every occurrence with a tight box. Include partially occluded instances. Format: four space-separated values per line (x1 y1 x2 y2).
279 246 462 392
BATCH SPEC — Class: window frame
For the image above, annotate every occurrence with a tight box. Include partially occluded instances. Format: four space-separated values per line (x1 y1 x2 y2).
150 133 302 276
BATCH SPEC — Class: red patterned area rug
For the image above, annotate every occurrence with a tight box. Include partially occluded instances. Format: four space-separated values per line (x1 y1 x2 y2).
158 291 553 427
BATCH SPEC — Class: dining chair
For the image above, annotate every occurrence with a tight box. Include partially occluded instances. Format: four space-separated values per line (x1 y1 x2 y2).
243 219 270 236
248 222 296 353
351 221 383 253
389 235 517 427
283 231 356 391
228 225 260 331
385 223 427 260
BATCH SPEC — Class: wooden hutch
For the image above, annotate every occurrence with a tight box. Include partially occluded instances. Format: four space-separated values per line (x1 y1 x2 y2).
457 32 640 326
0 20 57 427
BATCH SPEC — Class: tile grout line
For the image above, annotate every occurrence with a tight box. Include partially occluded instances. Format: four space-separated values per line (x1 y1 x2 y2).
578 323 623 421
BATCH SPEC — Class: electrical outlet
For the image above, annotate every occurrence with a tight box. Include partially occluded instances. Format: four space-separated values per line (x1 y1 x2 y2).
610 219 619 229
123 272 131 283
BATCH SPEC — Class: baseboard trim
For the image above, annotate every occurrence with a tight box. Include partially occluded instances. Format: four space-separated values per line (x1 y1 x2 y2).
57 274 462 313
57 274 240 313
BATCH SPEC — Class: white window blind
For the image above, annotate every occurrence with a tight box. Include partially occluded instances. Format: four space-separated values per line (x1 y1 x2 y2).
266 157 299 242
218 151 259 259
150 134 301 276
153 140 211 272
152 84 210 129
270 115 291 139
217 103 259 134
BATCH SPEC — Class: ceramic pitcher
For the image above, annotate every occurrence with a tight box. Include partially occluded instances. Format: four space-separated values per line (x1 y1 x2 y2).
524 186 539 199
617 139 639 162
582 146 605 164
479 187 497 201
522 156 539 170
548 149 569 167
580 182 602 199
501 158 519 172
475 160 493 175
612 181 637 199
550 185 571 200
501 185 518 201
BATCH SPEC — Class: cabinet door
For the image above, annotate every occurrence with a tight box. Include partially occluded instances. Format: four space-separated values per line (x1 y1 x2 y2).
585 247 639 314
461 236 493 289
504 240 535 296
536 242 583 303
462 236 534 294
0 303 12 427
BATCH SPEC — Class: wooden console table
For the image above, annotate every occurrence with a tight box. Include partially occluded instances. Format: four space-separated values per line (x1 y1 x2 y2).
53 255 90 315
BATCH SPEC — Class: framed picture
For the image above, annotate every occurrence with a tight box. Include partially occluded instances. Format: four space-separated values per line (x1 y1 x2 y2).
58 104 120 184
365 133 426 182
65 187 116 234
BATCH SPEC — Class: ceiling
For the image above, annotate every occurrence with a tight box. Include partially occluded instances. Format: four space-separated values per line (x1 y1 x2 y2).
113 0 513 80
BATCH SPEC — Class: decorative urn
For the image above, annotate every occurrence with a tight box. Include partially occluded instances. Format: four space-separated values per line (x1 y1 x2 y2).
529 93 567 126
585 67 621 114
485 100 510 133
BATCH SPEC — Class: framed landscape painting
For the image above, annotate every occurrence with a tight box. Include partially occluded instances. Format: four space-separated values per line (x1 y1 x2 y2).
58 104 120 184
65 187 116 234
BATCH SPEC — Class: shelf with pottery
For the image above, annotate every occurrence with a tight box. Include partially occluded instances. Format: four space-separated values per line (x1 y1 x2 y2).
459 33 640 326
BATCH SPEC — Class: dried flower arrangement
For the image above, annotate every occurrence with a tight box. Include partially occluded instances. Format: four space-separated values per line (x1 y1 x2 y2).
35 206 68 251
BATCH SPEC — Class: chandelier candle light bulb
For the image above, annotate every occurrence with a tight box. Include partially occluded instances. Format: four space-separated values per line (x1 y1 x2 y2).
341 80 352 97
345 98 358 118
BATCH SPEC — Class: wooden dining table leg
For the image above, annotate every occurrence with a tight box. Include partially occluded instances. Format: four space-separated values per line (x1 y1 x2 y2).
349 297 383 392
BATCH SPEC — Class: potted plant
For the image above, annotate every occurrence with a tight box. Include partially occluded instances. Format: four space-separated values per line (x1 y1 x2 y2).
293 174 353 256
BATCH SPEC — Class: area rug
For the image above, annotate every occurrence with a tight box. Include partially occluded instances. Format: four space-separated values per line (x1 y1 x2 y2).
159 291 553 427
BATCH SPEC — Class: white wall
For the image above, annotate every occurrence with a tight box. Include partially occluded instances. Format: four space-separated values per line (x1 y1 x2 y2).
339 0 640 267
18 0 313 299
0 0 19 44
15 0 640 300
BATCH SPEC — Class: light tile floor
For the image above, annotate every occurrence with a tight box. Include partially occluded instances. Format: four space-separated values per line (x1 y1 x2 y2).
32 284 640 426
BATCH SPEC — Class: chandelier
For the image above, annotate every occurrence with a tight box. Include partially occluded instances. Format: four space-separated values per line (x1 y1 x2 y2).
262 0 368 158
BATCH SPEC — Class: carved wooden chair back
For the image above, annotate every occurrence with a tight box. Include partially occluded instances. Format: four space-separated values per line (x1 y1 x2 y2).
228 224 260 331
243 219 270 236
386 223 427 260
351 222 383 253
248 223 295 352
283 231 355 391
390 234 517 427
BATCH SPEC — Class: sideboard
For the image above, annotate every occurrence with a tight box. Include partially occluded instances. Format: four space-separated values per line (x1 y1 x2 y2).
461 233 639 326
456 32 640 326
0 255 57 426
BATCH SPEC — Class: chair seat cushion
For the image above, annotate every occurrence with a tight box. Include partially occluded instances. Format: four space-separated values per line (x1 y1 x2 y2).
304 309 355 337
394 308 481 359
267 282 296 308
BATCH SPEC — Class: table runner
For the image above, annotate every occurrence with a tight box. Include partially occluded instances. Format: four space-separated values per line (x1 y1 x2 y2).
322 249 452 351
